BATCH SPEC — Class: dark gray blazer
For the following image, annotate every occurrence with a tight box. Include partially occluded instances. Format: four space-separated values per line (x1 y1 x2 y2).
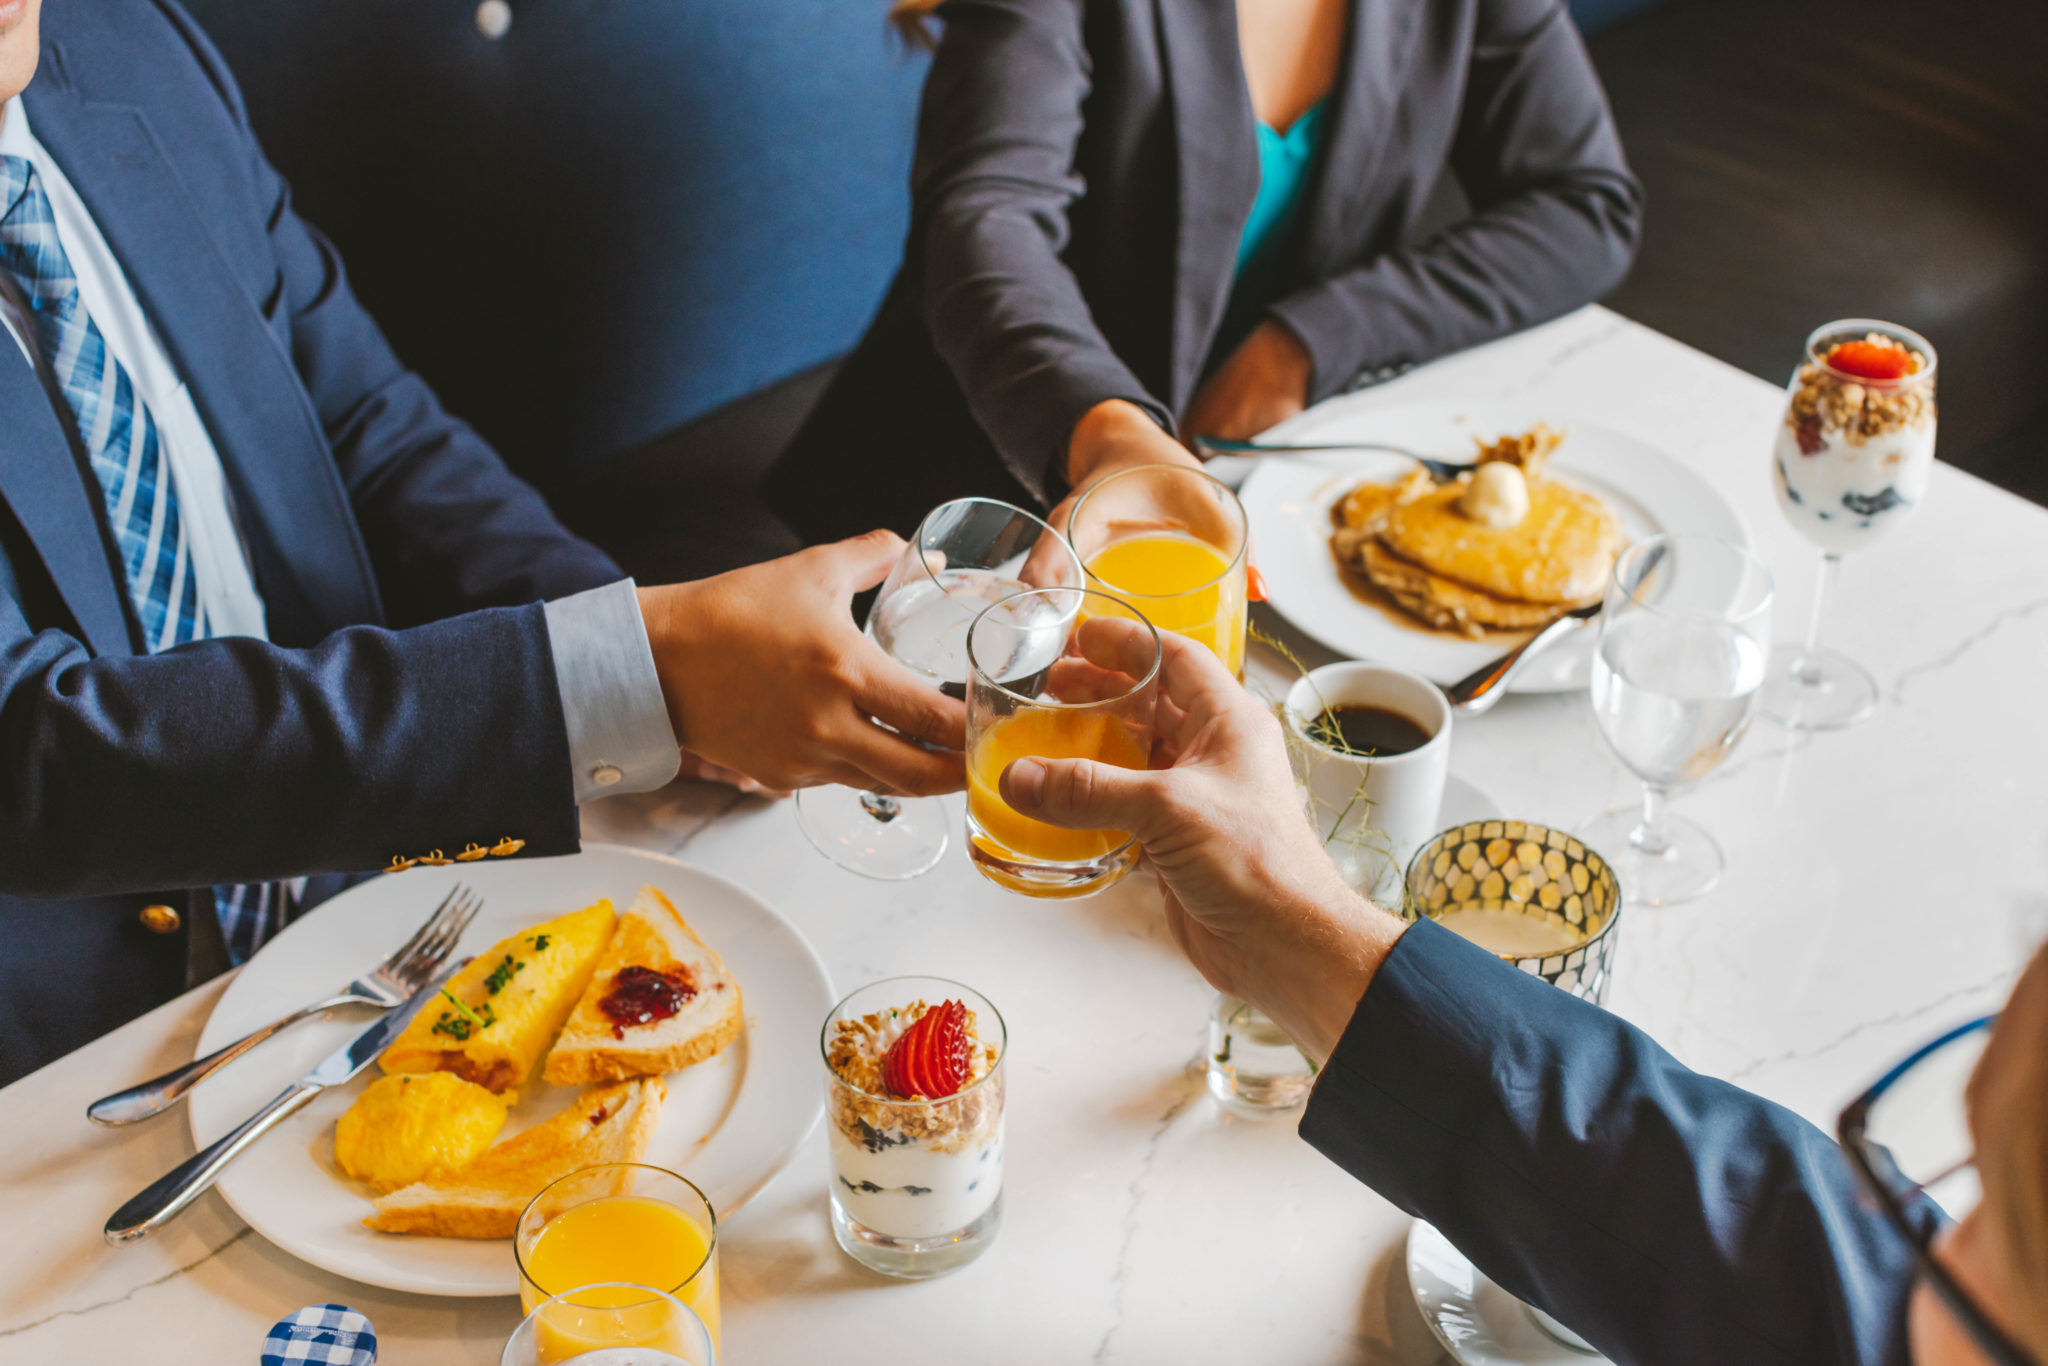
770 0 1643 540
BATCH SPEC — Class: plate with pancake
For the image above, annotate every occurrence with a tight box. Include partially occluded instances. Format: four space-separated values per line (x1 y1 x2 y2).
186 844 832 1296
1238 403 1748 692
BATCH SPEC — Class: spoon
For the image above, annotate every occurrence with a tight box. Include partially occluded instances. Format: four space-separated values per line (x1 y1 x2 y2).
1444 603 1603 713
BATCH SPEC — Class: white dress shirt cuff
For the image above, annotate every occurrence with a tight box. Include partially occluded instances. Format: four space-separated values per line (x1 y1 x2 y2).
542 579 681 803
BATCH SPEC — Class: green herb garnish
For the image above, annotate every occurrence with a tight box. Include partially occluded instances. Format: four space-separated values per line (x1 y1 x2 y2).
430 988 494 1041
482 953 523 996
529 933 552 952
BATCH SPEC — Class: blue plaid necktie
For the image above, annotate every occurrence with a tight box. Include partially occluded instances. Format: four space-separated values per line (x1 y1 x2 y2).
1 155 295 959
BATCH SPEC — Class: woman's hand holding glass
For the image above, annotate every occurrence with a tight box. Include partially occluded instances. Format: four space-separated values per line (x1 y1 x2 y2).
994 627 1406 1060
1050 399 1207 534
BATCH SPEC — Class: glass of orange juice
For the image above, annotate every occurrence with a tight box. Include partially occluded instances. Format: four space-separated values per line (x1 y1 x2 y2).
501 1283 715 1366
516 1165 720 1357
1067 464 1249 677
964 587 1159 897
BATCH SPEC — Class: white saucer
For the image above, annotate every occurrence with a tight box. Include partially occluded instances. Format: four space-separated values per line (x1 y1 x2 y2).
1407 1220 1613 1365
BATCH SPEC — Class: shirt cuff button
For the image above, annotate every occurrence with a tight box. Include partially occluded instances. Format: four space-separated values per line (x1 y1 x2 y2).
591 764 623 787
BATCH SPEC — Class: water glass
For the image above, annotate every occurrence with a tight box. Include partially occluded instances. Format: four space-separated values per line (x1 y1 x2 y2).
965 587 1159 898
796 497 1083 879
1579 535 1773 906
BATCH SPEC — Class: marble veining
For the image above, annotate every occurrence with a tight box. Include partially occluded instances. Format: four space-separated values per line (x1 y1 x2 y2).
4 307 2045 1364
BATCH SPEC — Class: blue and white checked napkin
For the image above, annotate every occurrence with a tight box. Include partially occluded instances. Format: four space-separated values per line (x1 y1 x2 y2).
260 1305 376 1365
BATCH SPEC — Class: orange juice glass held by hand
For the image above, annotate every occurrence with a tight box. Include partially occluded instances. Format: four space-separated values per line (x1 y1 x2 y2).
1068 464 1250 677
516 1166 720 1355
965 589 1161 898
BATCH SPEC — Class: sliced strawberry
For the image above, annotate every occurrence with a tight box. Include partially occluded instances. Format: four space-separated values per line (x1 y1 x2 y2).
880 1000 973 1099
1824 339 1915 382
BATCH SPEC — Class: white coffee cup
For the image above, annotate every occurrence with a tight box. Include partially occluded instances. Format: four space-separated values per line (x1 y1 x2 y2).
1283 663 1452 901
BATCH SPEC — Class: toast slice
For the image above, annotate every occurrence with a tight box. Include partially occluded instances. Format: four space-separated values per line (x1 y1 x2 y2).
380 901 618 1092
365 1076 666 1239
542 886 743 1086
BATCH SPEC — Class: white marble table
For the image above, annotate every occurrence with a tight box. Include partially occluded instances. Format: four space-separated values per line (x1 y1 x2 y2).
5 305 2045 1365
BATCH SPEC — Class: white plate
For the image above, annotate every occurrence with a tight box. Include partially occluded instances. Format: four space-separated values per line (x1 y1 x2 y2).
188 844 832 1297
1408 1220 1614 1365
1240 403 1748 692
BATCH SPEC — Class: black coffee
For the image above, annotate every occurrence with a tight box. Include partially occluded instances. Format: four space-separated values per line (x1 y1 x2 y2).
1314 703 1433 757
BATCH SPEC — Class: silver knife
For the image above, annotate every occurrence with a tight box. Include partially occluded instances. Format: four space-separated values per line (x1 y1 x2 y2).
104 957 469 1245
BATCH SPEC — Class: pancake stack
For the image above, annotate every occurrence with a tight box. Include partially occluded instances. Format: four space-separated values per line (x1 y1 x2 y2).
1329 427 1623 638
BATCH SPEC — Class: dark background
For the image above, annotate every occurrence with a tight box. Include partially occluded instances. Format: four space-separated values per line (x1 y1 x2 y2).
178 0 2048 582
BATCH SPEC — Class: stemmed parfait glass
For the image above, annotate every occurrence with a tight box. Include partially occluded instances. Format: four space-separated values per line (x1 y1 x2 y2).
1580 535 1774 907
1763 319 1937 731
795 498 1084 880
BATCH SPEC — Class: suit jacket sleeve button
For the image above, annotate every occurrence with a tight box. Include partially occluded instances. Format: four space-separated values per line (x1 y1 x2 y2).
139 903 182 934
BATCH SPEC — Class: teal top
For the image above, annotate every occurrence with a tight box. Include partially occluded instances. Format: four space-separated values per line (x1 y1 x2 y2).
1204 97 1330 379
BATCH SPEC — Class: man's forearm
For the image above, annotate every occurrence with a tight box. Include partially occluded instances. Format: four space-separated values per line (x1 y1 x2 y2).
0 607 580 896
1241 880 1406 1062
542 579 680 803
1300 920 1919 1366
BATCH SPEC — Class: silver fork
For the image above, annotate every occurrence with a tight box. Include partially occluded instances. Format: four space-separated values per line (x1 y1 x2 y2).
86 884 482 1126
1192 435 1480 482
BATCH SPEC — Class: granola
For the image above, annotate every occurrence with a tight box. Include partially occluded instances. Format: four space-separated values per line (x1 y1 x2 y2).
826 1001 1002 1156
1786 333 1935 452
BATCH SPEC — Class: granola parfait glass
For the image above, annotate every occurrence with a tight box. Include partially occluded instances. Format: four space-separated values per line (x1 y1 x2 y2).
822 977 1006 1279
1764 319 1936 731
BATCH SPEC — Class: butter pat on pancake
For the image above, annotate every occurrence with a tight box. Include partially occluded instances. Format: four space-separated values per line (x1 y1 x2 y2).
1378 480 1621 605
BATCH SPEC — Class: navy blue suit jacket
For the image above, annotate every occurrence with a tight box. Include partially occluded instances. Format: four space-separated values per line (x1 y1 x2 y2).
0 0 623 1085
1302 921 1932 1366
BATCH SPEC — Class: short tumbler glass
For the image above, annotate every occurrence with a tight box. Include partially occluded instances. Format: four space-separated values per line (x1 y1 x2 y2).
515 1165 719 1351
823 977 1007 1279
964 587 1160 898
501 1284 716 1366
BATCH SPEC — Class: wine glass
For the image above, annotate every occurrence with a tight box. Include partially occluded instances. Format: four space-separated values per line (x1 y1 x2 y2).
1579 535 1773 906
1763 319 1936 730
795 498 1083 879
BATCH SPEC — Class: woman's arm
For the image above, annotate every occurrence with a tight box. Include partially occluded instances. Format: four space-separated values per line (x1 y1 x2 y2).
1269 0 1644 401
995 627 1919 1366
913 0 1178 504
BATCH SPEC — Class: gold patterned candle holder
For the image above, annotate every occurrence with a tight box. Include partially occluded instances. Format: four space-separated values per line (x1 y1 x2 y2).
1402 820 1622 1005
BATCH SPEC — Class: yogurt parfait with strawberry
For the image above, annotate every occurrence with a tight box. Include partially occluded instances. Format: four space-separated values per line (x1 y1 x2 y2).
1772 321 1937 555
822 977 1006 1278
